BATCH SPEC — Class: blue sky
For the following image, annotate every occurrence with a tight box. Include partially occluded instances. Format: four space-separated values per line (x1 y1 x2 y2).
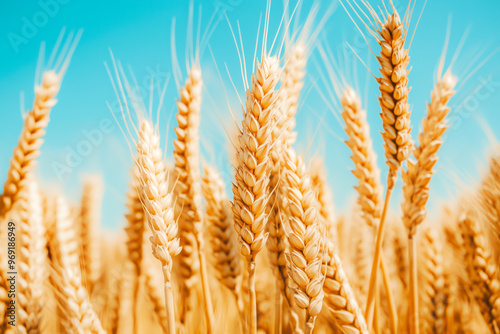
1 0 500 229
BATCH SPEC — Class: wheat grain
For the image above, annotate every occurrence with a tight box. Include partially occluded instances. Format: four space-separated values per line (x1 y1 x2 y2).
283 145 324 333
459 213 500 332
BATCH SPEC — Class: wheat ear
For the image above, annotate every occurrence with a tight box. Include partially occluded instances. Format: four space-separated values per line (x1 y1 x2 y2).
49 196 81 277
201 164 245 325
50 264 106 334
135 119 181 334
322 238 370 334
340 86 397 331
5 178 45 333
478 153 500 268
402 70 457 333
459 213 500 332
173 65 214 329
265 41 307 334
0 71 59 219
283 145 325 334
124 166 146 333
419 225 446 334
232 54 280 334
1 32 80 219
309 157 336 237
79 177 103 294
360 5 413 325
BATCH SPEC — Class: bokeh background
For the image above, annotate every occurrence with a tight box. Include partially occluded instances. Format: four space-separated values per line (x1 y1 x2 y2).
1 0 499 229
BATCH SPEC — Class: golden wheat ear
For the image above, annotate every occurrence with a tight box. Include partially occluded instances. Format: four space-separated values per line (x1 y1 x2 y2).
459 213 500 332
79 176 103 295
0 30 82 219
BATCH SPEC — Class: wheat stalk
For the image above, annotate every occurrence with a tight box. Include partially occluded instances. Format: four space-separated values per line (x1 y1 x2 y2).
283 145 324 334
201 164 245 328
79 177 103 294
135 119 181 334
322 238 370 334
144 262 168 333
459 213 500 333
232 54 280 334
419 225 446 334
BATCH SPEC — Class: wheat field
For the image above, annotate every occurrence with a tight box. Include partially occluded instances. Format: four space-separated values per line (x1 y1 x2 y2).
1 0 500 333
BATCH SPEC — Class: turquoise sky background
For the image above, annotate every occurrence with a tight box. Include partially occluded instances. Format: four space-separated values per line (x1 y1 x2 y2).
1 0 499 230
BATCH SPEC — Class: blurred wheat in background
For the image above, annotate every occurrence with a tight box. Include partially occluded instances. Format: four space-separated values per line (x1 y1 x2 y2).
1 0 500 333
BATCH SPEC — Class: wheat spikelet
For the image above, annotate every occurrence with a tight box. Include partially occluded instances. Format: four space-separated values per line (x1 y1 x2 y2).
135 119 180 334
283 145 324 333
341 87 382 228
350 221 372 308
322 238 369 334
232 54 280 333
419 225 446 334
79 177 103 293
459 213 500 332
